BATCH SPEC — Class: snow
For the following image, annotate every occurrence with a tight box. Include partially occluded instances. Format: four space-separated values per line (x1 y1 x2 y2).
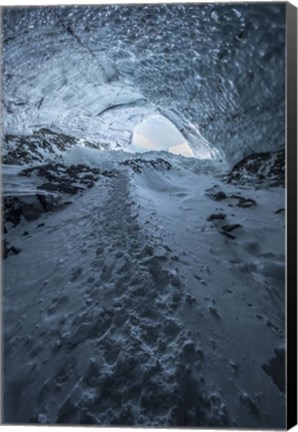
3 148 285 427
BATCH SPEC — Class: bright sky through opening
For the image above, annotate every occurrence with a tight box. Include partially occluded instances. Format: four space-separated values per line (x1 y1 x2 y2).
131 115 194 157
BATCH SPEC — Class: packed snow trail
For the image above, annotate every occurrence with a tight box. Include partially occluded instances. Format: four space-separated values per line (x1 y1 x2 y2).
3 166 225 426
3 153 285 427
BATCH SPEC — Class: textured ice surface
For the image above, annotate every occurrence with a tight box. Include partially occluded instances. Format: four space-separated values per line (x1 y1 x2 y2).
2 4 285 164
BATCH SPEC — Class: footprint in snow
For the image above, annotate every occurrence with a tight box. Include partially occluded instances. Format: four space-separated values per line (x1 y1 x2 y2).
208 305 221 319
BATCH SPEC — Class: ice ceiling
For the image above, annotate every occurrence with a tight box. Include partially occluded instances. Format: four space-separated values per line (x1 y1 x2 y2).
2 4 286 164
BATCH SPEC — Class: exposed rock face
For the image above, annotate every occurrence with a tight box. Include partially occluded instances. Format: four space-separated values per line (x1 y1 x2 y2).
121 158 172 173
3 194 58 227
3 162 116 230
3 129 78 165
3 129 110 166
224 150 285 187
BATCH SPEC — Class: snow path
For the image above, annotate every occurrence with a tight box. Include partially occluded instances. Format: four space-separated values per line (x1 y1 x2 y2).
3 159 285 427
133 164 285 428
3 167 224 426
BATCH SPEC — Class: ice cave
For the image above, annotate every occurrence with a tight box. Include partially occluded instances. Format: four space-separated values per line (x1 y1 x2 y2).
2 3 286 428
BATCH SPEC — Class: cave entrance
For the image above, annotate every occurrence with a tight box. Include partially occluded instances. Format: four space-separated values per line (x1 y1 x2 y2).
130 114 194 157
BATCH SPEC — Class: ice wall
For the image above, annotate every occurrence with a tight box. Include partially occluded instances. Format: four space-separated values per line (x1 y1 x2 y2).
2 4 285 164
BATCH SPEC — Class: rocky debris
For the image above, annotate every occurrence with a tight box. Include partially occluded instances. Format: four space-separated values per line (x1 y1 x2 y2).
20 162 115 195
3 129 77 165
3 129 109 165
3 194 59 228
4 163 116 229
211 191 227 201
206 190 248 240
206 188 256 208
20 162 100 180
38 182 83 195
219 231 236 240
221 224 242 232
207 213 226 221
224 150 285 188
3 240 20 259
231 195 256 208
4 197 28 227
121 158 172 173
262 347 285 392
207 215 241 240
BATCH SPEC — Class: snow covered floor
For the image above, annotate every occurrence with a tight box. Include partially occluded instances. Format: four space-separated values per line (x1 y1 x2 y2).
3 150 285 427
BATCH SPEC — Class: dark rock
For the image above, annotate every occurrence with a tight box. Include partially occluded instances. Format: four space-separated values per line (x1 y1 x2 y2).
213 191 227 201
37 182 81 195
121 158 172 173
19 196 46 221
4 162 109 229
37 194 57 212
3 197 23 226
231 195 256 208
23 231 29 236
225 150 285 188
81 174 94 181
37 183 60 192
207 213 226 221
60 183 83 194
205 190 227 202
219 231 236 240
238 198 256 208
221 224 242 232
3 129 104 165
3 240 20 259
102 170 116 177
10 246 20 255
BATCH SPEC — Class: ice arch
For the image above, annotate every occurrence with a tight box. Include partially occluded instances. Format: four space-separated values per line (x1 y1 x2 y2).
3 4 286 164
